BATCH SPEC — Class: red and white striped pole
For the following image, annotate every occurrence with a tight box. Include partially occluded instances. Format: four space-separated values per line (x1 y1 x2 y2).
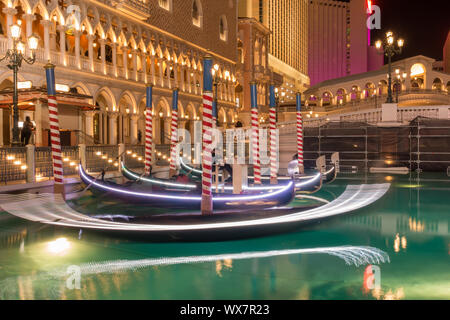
169 88 179 177
296 92 305 174
201 54 214 215
250 81 261 184
44 63 64 195
144 84 153 175
269 83 278 184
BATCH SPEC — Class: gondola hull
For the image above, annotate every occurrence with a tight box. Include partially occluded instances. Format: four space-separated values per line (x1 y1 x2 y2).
178 158 323 193
80 165 295 211
122 162 322 194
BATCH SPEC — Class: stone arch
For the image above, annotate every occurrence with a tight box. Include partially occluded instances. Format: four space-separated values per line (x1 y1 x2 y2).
227 108 235 125
94 87 116 111
70 81 93 103
378 80 388 95
93 22 105 39
12 0 31 14
365 82 376 98
218 107 227 127
410 63 426 77
0 72 26 85
192 0 203 28
154 96 171 144
350 85 361 101
105 27 117 43
307 94 318 107
118 90 137 114
219 14 228 42
432 77 443 91
79 17 93 34
32 0 49 19
49 6 65 25
321 91 333 106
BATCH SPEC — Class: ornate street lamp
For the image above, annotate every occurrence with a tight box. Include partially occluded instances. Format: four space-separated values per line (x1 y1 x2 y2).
375 31 404 103
0 21 39 146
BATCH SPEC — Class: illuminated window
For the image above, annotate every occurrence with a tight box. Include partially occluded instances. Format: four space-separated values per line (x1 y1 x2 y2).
219 15 228 42
192 0 203 28
158 0 172 11
410 63 425 77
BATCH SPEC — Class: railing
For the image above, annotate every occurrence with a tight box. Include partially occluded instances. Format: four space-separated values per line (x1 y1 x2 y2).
124 145 145 168
0 147 27 184
73 130 100 145
288 120 450 172
35 147 52 179
86 145 119 172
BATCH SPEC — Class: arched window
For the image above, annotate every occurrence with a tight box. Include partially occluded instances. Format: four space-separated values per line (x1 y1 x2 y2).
158 0 172 11
192 0 203 28
219 15 228 42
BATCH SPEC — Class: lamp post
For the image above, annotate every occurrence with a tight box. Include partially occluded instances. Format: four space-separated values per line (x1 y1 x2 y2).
375 31 404 104
394 71 407 103
212 64 220 127
0 21 38 146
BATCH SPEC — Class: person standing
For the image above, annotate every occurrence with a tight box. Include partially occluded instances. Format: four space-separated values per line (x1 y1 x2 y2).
137 129 142 144
21 116 34 146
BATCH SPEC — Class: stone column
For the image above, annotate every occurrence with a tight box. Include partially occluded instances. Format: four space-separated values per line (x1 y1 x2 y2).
41 20 52 61
87 34 95 72
142 53 148 83
150 55 156 85
158 58 164 87
108 112 118 145
0 110 3 146
99 38 106 74
2 7 16 49
173 63 179 88
23 13 34 57
187 68 192 93
26 145 35 183
122 46 128 79
112 42 117 76
130 114 139 144
74 30 81 69
84 111 94 139
34 100 43 146
57 25 66 66
132 49 138 81
180 65 186 92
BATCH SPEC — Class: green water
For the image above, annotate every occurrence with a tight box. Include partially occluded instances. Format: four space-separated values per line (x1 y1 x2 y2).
0 173 449 300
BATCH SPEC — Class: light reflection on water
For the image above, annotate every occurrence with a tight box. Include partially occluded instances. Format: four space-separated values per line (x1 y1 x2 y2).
0 172 449 299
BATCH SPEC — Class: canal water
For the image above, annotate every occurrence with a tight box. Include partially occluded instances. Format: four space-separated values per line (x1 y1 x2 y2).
0 173 448 300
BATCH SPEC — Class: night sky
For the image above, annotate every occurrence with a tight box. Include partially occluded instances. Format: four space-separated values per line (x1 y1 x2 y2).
340 0 449 62
370 0 449 62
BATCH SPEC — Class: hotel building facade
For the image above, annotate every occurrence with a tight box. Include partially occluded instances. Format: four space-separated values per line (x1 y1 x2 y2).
308 0 383 87
0 0 238 147
238 0 310 106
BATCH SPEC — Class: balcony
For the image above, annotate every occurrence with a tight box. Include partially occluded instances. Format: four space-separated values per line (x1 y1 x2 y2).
111 0 150 20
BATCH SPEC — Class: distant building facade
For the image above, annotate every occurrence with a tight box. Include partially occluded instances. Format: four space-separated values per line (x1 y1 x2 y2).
444 31 450 74
308 0 383 87
238 0 310 103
